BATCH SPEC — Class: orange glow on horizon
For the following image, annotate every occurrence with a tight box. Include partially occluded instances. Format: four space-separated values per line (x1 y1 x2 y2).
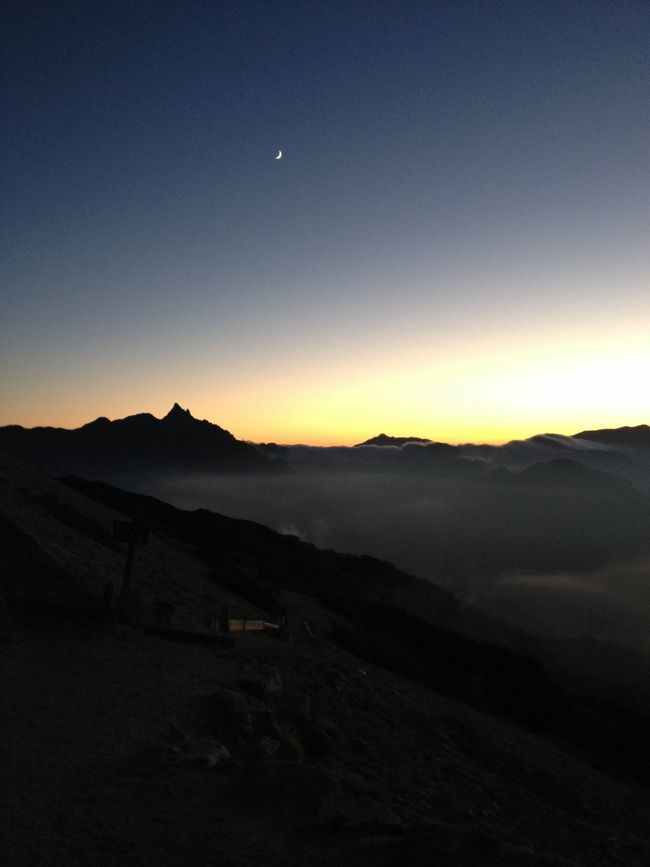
4 398 646 450
2 309 648 446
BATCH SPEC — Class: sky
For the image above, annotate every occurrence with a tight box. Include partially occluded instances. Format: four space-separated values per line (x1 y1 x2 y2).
2 0 649 445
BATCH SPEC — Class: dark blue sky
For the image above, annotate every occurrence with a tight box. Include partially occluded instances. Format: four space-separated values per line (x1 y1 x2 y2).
3 1 649 442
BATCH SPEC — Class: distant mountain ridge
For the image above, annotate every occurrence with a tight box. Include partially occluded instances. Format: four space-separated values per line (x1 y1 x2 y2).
575 424 650 448
355 433 434 447
1 406 648 490
357 424 650 451
0 403 275 482
345 425 649 491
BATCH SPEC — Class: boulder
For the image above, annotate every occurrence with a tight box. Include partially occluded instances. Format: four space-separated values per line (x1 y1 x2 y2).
235 760 339 813
213 688 253 737
257 736 281 758
319 791 402 829
167 722 191 747
349 735 372 755
251 708 280 737
238 665 284 699
313 714 340 739
299 724 335 757
277 692 311 722
182 739 231 768
0 595 12 641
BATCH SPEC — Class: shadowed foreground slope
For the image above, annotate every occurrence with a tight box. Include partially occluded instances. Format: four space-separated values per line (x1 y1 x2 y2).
1 453 649 866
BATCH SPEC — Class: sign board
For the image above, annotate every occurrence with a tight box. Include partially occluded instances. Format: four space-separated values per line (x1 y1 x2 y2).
228 619 265 632
113 520 150 545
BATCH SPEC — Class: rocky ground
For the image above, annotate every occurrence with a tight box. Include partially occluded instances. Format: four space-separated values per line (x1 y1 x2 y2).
2 599 649 866
1 453 649 865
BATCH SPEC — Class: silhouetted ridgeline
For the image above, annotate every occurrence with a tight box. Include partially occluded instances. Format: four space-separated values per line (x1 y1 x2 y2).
575 424 650 448
0 403 280 482
355 433 435 447
60 475 650 785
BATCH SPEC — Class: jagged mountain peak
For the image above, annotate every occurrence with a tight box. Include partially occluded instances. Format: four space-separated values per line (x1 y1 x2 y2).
163 402 194 421
0 403 274 479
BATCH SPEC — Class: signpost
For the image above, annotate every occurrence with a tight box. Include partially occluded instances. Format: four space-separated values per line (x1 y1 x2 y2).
113 520 149 546
113 510 149 601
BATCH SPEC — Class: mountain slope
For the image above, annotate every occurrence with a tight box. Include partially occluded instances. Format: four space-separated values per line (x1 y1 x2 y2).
0 403 275 482
1 454 649 865
575 424 650 448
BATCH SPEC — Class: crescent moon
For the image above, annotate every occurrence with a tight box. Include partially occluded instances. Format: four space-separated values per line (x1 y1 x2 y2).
275 150 282 160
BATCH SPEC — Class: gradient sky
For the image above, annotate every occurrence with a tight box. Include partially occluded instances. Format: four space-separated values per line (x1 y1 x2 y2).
2 0 649 444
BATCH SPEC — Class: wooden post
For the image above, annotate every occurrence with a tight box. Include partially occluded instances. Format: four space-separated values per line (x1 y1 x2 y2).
279 612 291 642
121 504 141 596
112 505 149 626
103 581 115 615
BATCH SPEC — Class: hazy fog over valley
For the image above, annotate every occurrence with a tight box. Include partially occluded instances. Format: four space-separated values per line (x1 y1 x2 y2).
3 403 648 652
146 428 650 653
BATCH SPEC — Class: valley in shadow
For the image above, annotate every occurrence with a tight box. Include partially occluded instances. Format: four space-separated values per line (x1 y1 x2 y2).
2 406 648 657
147 452 650 655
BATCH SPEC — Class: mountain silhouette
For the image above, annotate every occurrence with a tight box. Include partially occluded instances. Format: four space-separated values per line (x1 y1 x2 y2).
575 423 650 448
0 404 276 482
355 433 434 447
2 410 649 498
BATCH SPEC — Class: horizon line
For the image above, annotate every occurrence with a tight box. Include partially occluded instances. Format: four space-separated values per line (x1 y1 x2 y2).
1 403 647 450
